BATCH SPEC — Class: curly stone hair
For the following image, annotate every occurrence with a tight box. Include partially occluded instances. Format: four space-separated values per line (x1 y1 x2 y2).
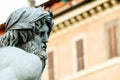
0 29 33 47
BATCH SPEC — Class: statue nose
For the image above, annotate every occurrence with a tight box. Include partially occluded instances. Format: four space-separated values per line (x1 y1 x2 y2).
42 33 48 43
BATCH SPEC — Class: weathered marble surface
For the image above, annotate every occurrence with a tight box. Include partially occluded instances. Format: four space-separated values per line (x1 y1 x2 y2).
0 7 54 80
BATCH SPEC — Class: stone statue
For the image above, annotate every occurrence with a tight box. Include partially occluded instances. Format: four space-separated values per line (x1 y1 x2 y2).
0 7 54 80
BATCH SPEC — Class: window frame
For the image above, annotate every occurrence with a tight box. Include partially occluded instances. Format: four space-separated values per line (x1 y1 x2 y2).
71 33 88 73
104 19 120 59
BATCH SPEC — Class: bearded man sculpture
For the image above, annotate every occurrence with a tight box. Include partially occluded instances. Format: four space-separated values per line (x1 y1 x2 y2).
0 7 54 80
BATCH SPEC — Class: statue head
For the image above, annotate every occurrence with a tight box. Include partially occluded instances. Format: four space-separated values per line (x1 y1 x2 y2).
0 7 54 59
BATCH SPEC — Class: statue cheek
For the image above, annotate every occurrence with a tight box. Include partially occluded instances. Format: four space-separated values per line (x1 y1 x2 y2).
33 35 42 49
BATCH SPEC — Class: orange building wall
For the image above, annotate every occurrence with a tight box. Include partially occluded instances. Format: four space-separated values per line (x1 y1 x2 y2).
44 6 120 80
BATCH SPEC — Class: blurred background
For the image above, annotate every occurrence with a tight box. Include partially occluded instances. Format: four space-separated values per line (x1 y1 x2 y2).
1 0 120 80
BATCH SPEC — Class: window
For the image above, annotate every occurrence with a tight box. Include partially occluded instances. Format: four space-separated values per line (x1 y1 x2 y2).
108 26 118 58
76 39 84 71
48 51 54 80
105 19 119 59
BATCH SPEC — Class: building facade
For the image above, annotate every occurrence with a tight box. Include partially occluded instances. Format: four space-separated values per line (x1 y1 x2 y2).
0 0 120 80
41 0 120 80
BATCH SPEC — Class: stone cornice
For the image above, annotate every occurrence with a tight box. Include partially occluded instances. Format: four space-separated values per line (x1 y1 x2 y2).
50 0 120 37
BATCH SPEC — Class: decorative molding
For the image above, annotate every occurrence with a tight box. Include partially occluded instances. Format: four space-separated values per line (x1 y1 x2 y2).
51 0 120 35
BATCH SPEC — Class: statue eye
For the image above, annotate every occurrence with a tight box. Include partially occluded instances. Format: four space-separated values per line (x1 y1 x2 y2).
46 18 51 23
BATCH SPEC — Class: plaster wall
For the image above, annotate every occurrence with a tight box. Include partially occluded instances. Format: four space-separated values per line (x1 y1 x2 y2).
43 6 120 80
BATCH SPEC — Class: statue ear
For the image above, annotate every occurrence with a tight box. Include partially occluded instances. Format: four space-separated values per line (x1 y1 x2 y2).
5 10 26 31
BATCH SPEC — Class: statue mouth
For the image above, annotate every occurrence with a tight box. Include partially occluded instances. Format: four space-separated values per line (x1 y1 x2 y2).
42 44 47 51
